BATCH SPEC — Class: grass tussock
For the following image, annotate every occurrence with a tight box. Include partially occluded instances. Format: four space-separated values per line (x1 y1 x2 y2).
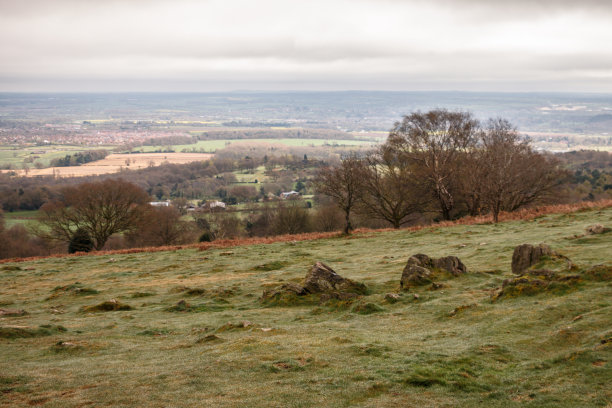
49 283 99 298
583 264 612 281
493 272 582 301
80 300 132 313
253 261 289 271
130 291 156 298
215 321 255 332
0 324 66 339
351 302 385 315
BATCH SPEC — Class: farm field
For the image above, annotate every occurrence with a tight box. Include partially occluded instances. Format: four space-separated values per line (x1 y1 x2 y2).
0 145 116 169
0 206 611 407
2 210 40 229
1 153 214 178
139 138 377 153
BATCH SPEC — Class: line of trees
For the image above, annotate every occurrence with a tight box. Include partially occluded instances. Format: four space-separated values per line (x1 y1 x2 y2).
50 150 109 167
315 110 564 232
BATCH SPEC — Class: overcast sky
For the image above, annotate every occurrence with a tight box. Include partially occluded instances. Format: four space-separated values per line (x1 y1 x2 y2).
1 0 611 92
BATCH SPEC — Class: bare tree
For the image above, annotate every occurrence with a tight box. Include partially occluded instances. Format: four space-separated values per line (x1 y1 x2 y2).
126 206 192 247
388 109 479 220
456 150 487 217
171 197 189 215
273 200 311 235
36 179 150 250
476 119 563 222
312 204 345 232
195 211 244 240
359 146 427 229
313 154 364 234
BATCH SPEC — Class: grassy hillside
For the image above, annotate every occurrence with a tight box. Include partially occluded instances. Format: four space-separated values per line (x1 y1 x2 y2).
1 207 611 407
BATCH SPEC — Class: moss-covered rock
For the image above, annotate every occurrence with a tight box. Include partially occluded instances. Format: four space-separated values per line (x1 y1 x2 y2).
401 253 467 290
511 243 553 274
492 270 581 301
260 262 368 306
302 262 368 295
400 265 433 289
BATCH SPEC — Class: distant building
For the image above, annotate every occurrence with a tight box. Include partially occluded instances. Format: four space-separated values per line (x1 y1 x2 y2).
149 201 170 207
201 200 226 211
280 191 300 199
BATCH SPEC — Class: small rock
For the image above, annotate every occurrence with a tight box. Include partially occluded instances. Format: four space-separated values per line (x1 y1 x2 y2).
586 224 609 235
196 334 222 343
56 341 77 347
384 293 401 303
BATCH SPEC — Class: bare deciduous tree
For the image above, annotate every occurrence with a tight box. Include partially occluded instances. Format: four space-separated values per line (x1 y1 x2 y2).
359 146 427 229
313 154 364 234
126 206 192 247
475 119 563 222
36 179 150 250
388 109 479 220
273 200 311 235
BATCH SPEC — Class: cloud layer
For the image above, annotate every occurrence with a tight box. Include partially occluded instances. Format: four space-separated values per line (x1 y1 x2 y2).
1 0 611 91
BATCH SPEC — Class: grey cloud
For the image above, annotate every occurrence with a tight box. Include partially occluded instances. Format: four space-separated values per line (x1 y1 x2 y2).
531 54 612 71
0 0 610 92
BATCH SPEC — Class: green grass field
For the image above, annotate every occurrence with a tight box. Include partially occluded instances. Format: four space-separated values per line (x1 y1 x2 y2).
138 138 376 153
2 210 40 229
0 208 611 407
0 145 116 169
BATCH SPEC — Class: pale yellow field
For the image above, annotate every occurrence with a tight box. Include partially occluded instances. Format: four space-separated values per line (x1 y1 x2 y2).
3 153 214 177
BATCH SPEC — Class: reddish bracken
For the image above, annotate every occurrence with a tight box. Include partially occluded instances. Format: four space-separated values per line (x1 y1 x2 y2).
2 199 611 264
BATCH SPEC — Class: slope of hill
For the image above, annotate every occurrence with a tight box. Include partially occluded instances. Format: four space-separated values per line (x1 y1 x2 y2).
0 207 611 407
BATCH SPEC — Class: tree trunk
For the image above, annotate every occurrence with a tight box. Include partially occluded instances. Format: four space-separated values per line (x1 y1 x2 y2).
343 210 352 235
493 200 501 223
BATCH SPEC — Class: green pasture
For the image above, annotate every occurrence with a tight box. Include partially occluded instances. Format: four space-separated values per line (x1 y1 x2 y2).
0 145 115 169
2 210 40 229
137 138 376 153
0 207 611 407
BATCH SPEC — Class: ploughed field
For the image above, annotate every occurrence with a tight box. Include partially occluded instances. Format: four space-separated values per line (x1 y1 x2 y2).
4 153 214 177
0 207 611 407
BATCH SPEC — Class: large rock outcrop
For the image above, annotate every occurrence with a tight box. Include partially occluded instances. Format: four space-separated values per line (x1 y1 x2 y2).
511 244 553 274
433 256 468 276
303 262 367 295
401 253 467 290
261 262 367 304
